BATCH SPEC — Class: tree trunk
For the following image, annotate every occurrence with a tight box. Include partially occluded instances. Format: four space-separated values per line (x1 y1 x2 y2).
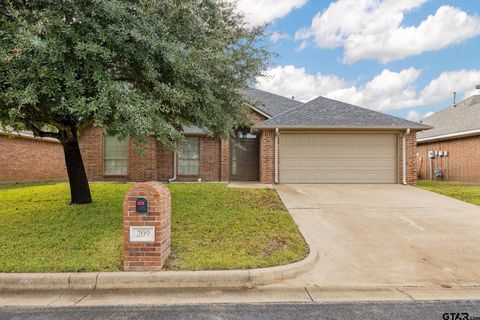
62 129 92 204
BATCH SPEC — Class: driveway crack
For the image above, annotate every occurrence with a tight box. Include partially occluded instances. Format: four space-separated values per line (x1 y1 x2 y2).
396 287 415 301
93 272 99 291
304 287 314 302
73 293 89 306
47 293 63 306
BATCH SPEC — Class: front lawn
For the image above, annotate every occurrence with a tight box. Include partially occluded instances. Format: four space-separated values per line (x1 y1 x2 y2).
0 182 308 272
417 180 480 206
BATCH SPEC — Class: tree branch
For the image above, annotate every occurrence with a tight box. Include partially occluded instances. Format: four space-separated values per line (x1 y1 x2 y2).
30 125 61 140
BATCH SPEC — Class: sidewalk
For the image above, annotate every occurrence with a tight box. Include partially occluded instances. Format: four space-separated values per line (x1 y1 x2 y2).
2 285 480 307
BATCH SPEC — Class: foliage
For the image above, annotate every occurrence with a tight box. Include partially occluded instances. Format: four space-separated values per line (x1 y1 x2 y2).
0 182 308 272
0 0 270 145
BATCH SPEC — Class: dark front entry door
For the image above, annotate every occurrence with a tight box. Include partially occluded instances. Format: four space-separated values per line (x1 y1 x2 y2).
231 138 259 181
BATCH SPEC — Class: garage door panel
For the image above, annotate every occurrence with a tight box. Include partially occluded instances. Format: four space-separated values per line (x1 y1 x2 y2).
280 133 397 184
301 160 324 168
356 134 396 145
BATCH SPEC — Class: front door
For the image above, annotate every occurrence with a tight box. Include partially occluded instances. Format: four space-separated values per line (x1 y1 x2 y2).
231 136 259 181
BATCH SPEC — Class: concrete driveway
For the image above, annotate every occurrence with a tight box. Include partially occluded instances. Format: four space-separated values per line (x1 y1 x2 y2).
274 184 480 288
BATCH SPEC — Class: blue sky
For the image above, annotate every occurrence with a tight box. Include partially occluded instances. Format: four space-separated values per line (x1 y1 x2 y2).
235 0 480 121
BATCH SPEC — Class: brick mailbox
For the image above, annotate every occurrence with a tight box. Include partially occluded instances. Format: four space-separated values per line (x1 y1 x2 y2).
123 182 171 271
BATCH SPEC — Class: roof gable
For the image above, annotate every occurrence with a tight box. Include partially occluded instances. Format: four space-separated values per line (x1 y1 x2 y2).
417 95 480 141
255 95 431 130
241 87 303 117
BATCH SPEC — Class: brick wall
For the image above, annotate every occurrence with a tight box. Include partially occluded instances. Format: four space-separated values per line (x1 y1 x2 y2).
157 145 174 181
79 127 157 182
249 109 269 124
220 140 230 181
199 137 221 181
399 131 417 185
0 133 67 182
259 130 275 184
174 136 222 182
78 126 107 181
128 137 158 182
78 109 268 183
78 126 224 182
417 135 480 182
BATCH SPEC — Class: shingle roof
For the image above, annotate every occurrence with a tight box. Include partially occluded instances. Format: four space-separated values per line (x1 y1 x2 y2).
255 95 431 130
183 88 303 134
241 87 303 117
417 95 480 141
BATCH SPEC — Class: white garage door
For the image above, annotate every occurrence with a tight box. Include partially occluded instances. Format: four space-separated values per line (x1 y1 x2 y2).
280 133 397 183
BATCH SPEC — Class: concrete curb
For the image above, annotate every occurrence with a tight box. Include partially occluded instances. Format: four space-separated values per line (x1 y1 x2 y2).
0 187 319 292
0 249 318 292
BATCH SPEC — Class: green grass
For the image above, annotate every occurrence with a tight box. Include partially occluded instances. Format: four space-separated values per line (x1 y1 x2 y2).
417 180 480 206
0 183 131 272
0 180 62 190
166 184 308 271
0 182 308 272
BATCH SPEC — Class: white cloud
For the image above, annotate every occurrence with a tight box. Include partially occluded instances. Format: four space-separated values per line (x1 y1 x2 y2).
325 68 421 110
231 0 307 27
256 65 421 110
406 111 421 121
418 69 480 105
255 65 350 102
255 65 480 111
270 31 290 42
296 1 480 63
406 110 435 122
294 40 308 52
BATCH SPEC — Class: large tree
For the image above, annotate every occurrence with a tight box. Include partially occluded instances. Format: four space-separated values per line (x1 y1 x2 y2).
0 0 269 204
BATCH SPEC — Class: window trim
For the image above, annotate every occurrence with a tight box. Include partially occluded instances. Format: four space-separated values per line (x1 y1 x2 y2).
177 136 201 177
102 133 129 176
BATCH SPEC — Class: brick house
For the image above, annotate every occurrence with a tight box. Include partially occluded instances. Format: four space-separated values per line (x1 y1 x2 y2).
417 92 480 182
79 88 429 185
0 131 67 182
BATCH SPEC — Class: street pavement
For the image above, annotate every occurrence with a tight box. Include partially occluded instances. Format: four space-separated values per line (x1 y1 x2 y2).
1 301 479 320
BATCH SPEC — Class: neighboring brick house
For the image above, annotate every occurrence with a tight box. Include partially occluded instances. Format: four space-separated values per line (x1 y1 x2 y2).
0 131 67 182
417 93 480 182
79 88 429 185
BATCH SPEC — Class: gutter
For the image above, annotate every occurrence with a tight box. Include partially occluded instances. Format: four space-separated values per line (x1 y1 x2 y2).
0 131 60 143
274 128 279 184
402 128 410 185
417 128 480 143
253 125 431 130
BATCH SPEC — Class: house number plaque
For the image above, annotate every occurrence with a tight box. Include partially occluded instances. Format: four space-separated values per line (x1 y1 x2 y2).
129 226 155 242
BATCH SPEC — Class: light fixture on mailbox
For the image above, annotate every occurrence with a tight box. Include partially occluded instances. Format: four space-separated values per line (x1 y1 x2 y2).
136 197 148 213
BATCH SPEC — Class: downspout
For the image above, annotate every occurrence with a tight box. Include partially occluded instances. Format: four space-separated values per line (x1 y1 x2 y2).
274 128 279 184
402 128 411 185
168 149 177 182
